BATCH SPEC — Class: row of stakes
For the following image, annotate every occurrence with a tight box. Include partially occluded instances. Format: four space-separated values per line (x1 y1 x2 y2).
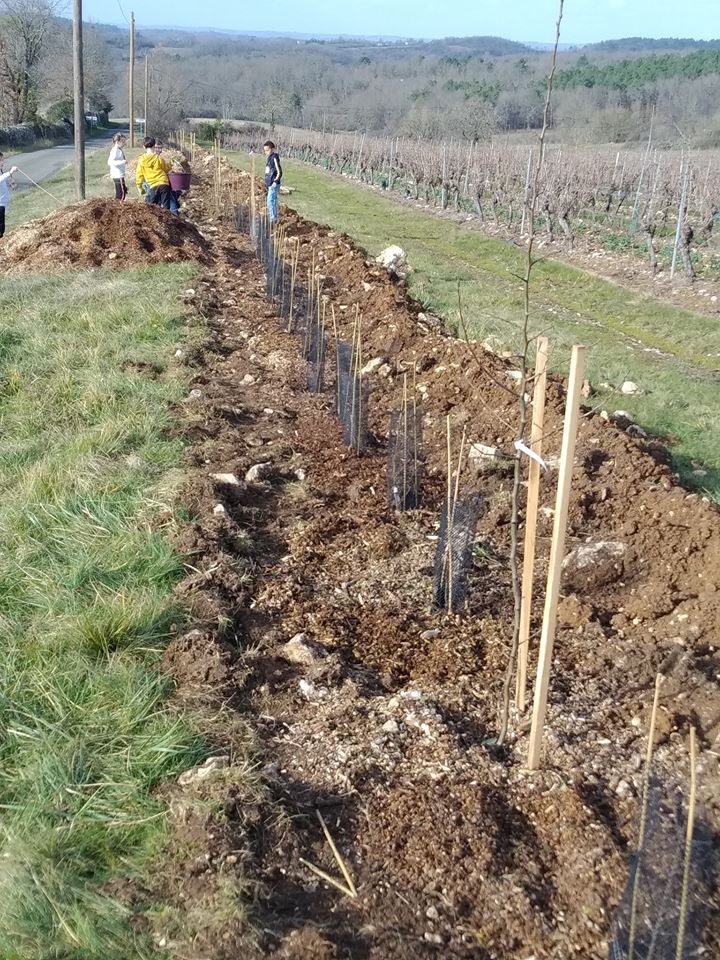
232 202 481 615
231 187 711 951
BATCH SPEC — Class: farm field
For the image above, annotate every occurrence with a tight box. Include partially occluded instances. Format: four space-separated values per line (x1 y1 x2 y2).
0 145 718 959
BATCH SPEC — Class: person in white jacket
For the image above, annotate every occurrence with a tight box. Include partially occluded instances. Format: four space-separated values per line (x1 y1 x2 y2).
107 134 127 200
0 152 19 238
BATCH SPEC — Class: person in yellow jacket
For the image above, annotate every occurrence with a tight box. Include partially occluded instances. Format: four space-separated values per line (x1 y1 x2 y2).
135 137 176 214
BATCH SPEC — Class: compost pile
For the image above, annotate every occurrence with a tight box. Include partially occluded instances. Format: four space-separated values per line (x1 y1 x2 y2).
0 197 211 273
111 156 719 960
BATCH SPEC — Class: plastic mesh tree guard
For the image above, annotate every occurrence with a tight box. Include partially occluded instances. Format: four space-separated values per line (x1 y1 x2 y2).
338 368 369 454
387 404 424 510
432 493 484 611
608 777 713 960
307 330 327 393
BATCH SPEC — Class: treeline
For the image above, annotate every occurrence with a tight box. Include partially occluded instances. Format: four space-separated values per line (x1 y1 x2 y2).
556 49 720 91
586 37 720 54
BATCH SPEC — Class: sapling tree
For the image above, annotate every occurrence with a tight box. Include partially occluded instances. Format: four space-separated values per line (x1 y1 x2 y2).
497 0 565 746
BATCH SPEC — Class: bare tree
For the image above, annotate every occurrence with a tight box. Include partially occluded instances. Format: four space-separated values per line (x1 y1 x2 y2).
0 0 59 123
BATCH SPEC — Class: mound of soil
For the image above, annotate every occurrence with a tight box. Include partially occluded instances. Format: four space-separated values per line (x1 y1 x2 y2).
0 197 212 274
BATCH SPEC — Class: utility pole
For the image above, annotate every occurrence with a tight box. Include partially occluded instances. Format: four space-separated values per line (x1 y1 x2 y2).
128 12 135 146
144 53 149 138
72 0 85 199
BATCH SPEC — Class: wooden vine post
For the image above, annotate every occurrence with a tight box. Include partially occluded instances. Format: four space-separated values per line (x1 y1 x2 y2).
516 335 550 711
527 344 585 770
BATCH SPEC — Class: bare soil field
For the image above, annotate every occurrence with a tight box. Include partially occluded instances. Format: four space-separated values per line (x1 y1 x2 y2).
7 154 719 958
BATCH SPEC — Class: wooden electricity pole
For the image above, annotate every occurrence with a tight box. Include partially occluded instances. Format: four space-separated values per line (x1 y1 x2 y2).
128 12 136 146
144 53 149 138
72 0 85 199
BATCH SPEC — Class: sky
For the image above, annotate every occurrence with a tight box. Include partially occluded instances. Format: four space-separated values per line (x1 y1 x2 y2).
80 0 718 45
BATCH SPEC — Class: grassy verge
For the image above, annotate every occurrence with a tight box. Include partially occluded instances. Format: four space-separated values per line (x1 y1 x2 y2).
0 265 205 958
227 150 720 500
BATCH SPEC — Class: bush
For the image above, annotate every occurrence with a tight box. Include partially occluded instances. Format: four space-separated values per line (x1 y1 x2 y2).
192 119 234 143
45 98 75 124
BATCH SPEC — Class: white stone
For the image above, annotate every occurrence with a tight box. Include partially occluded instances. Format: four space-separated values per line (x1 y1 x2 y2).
375 245 408 276
621 381 641 395
280 633 328 666
178 755 230 786
245 462 273 483
361 357 385 376
211 473 241 486
382 719 400 735
468 442 500 462
213 504 226 516
240 373 256 386
563 541 626 572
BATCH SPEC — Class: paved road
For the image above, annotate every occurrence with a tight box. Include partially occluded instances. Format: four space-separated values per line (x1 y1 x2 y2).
8 131 127 192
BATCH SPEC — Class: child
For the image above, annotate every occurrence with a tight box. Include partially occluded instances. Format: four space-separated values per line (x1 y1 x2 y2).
107 133 128 200
263 140 282 224
0 152 19 238
135 137 176 214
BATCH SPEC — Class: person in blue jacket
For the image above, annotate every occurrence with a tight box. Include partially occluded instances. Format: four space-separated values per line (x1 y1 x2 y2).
263 140 282 224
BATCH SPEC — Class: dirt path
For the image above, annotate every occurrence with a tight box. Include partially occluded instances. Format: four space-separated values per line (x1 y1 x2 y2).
104 157 720 959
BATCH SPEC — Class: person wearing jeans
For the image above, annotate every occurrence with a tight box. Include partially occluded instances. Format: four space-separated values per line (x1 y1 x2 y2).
0 152 18 238
263 139 282 224
135 137 177 215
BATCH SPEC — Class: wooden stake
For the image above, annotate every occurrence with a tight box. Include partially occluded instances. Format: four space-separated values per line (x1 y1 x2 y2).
516 336 550 711
675 726 698 960
628 672 663 960
446 416 453 614
527 344 585 770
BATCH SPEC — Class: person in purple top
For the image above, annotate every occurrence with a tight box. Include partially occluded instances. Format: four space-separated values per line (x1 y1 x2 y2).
263 140 282 224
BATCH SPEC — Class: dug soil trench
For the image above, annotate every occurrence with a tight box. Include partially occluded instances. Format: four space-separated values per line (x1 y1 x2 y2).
112 156 719 957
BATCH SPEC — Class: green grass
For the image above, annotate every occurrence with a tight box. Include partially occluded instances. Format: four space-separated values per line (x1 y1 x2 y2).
0 266 206 958
227 151 720 499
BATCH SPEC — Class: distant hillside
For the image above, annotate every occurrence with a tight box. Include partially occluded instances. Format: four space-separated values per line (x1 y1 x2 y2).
556 48 720 91
585 36 720 53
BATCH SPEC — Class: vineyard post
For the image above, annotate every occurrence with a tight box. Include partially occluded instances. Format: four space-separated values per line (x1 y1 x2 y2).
441 141 448 209
463 140 473 199
515 335 549 712
527 343 585 770
520 148 533 235
630 107 654 233
670 159 690 280
354 132 365 180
